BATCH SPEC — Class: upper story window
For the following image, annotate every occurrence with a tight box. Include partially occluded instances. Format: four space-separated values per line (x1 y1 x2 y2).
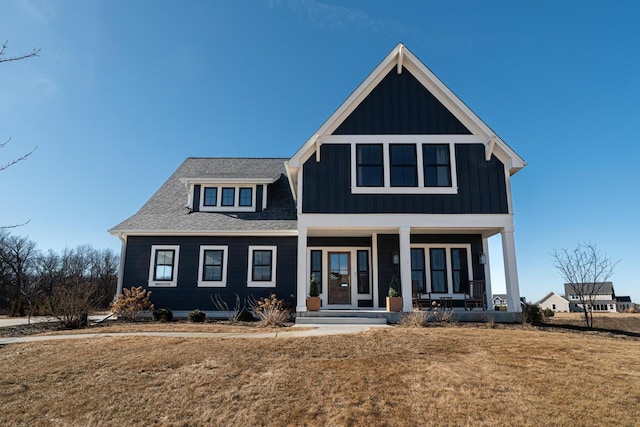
197 184 261 212
239 188 253 206
356 144 383 187
423 144 452 187
148 245 180 287
390 144 418 187
221 188 235 206
203 187 217 206
348 136 458 195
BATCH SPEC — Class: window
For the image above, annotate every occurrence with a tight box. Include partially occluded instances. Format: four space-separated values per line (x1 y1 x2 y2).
310 250 322 293
221 188 235 206
356 144 383 187
357 250 370 294
390 144 417 187
552 304 556 310
148 245 180 287
239 188 252 207
247 246 277 287
430 248 447 293
197 246 228 287
411 248 426 293
423 144 452 187
451 248 468 293
203 187 218 206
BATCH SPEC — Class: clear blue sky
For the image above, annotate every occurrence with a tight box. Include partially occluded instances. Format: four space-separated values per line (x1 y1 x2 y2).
1 0 639 303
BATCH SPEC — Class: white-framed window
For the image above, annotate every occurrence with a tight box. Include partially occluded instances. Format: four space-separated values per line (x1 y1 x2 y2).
247 245 277 287
197 245 228 287
410 244 472 294
199 185 257 212
349 137 458 194
148 245 180 287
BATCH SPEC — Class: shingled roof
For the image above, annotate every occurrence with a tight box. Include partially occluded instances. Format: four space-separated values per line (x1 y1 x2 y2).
109 158 297 234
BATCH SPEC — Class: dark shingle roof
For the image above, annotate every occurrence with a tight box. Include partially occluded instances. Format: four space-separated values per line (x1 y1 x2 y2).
109 158 297 234
564 282 614 296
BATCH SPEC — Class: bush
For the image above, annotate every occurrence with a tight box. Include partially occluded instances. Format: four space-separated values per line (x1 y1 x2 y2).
388 276 400 298
542 308 555 318
309 276 320 297
248 294 291 327
45 280 97 329
188 309 206 323
152 308 173 322
112 287 154 321
522 303 543 325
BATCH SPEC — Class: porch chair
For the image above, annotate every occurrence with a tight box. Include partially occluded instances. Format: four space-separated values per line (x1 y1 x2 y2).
464 280 487 311
412 280 432 310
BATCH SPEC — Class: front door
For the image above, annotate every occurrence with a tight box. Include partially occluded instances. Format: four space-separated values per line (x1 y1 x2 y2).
328 252 350 305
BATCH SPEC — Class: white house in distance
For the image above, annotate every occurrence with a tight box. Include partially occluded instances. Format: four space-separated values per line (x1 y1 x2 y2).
564 282 617 313
536 292 569 312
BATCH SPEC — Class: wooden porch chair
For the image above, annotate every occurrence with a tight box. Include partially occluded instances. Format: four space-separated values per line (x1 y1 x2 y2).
412 280 432 310
464 280 487 311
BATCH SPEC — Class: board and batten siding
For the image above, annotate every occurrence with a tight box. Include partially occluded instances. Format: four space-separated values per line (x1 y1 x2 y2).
302 144 507 214
122 236 297 311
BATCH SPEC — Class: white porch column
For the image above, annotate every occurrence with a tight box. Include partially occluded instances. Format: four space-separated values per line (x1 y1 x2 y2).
482 236 494 311
399 226 412 312
296 226 308 312
501 229 521 312
372 233 379 309
114 233 127 300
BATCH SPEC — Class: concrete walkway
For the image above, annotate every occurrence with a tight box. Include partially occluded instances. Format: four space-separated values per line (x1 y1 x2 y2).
0 323 390 345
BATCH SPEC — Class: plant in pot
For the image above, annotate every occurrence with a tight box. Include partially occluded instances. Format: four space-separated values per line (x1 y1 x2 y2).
306 275 321 311
386 276 403 312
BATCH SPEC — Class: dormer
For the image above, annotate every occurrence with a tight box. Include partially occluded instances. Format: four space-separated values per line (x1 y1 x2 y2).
181 177 278 213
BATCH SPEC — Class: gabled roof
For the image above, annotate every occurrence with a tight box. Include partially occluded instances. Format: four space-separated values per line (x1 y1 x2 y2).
109 158 297 235
287 43 526 185
536 291 569 305
564 282 615 296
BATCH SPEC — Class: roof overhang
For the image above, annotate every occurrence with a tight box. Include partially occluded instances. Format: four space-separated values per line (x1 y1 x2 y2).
180 177 278 186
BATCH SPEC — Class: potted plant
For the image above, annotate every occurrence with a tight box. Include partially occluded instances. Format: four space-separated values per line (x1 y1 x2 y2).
386 276 402 312
306 276 321 311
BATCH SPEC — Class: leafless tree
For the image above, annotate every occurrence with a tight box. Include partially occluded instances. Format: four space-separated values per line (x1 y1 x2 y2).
0 40 40 64
551 242 618 328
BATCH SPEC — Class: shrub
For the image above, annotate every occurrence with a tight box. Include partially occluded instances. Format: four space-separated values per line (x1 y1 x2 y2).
211 293 245 323
188 309 206 323
522 303 543 325
542 308 555 318
152 308 173 322
248 294 291 327
388 276 400 298
399 310 429 327
45 280 97 329
309 276 320 297
112 287 154 321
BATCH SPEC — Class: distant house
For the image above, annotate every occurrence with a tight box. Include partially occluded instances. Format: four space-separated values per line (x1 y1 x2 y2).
109 44 527 319
564 282 617 313
492 294 508 309
615 296 635 312
536 292 569 312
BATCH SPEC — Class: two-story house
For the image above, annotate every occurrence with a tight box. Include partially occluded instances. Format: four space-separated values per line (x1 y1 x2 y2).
109 44 526 320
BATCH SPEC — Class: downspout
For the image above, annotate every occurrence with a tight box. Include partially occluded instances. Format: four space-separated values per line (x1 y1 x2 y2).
115 233 127 300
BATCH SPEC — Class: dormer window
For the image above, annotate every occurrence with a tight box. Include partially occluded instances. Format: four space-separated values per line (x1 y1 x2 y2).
203 188 217 206
221 188 235 206
239 188 253 206
182 176 276 213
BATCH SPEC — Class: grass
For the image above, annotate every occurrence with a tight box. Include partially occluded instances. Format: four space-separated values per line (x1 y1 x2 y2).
1 326 639 426
545 312 640 333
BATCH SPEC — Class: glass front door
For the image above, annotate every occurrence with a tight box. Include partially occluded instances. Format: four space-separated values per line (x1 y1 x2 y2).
328 252 350 305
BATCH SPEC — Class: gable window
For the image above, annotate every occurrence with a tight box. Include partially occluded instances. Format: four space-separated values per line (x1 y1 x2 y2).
356 144 384 187
221 188 235 206
197 246 228 287
247 246 277 287
148 245 180 287
423 144 451 187
203 187 218 206
239 188 253 207
390 144 417 187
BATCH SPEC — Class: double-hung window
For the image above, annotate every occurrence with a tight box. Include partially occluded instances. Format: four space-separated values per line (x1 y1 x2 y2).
390 144 418 187
148 245 180 287
411 248 426 293
410 245 472 294
423 144 452 187
197 246 228 287
221 188 235 206
203 187 218 206
356 144 384 187
247 246 277 287
450 248 469 293
429 248 448 293
239 188 253 207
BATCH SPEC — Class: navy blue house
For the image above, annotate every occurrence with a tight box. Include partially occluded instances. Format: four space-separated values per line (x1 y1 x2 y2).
109 44 526 318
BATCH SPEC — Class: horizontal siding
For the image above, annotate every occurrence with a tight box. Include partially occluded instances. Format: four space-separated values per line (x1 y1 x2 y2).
123 236 297 311
302 144 508 214
333 67 471 135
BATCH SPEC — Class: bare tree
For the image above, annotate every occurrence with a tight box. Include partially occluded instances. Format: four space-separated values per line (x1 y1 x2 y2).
0 230 38 315
0 40 40 63
551 242 618 328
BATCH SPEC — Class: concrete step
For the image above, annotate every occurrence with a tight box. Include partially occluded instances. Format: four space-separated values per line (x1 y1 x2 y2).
295 316 388 325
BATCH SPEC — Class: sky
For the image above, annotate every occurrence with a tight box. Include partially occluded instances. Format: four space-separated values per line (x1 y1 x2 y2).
1 0 639 303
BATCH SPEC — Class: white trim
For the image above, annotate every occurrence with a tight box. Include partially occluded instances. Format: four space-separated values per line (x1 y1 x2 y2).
115 233 127 299
199 185 256 212
371 233 379 309
197 245 228 287
148 245 180 288
180 177 276 185
109 230 298 237
348 138 459 195
261 184 267 210
247 245 277 288
482 237 494 310
396 44 404 74
410 243 473 296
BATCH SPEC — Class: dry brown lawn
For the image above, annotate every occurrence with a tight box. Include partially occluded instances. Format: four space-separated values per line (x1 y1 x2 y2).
1 326 639 426
546 312 640 333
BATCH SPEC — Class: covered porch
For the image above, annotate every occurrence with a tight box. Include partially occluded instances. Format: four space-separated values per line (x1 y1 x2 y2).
295 215 522 318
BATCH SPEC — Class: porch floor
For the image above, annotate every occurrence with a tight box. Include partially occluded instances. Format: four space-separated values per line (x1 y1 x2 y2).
296 309 522 324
